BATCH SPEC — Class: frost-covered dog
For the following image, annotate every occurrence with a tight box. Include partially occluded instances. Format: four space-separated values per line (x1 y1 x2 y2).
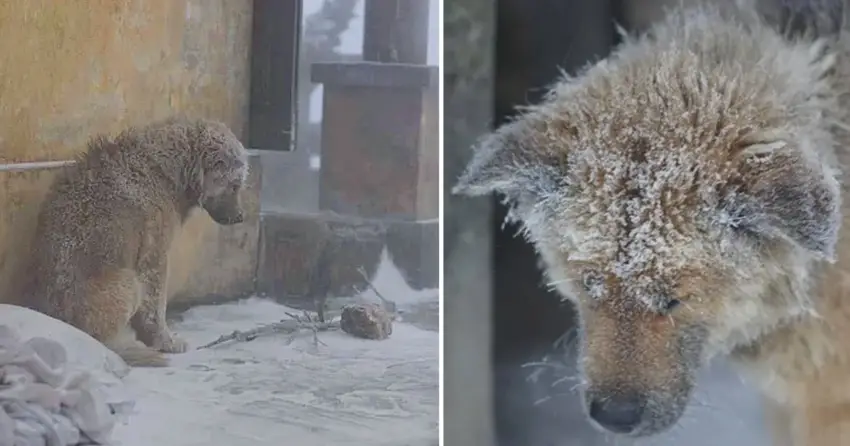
26 117 249 367
455 1 850 444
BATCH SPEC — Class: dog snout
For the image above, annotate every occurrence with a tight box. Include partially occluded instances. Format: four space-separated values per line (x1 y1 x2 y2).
587 394 644 434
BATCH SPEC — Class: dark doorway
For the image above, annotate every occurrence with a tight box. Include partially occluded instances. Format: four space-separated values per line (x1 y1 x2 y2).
249 0 302 152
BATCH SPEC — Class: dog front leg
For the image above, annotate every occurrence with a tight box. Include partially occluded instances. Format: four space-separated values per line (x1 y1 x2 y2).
131 259 188 354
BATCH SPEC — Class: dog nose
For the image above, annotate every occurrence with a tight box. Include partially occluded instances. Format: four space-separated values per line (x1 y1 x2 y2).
588 396 643 434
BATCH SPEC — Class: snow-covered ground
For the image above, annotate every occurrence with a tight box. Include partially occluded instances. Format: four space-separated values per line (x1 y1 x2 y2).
113 252 439 446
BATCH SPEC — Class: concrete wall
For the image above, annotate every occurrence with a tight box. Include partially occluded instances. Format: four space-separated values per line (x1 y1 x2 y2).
0 0 259 307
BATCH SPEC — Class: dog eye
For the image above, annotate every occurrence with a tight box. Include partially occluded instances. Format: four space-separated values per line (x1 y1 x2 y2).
664 299 681 312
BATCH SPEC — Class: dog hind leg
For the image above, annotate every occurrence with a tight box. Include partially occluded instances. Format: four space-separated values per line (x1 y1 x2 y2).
77 268 168 367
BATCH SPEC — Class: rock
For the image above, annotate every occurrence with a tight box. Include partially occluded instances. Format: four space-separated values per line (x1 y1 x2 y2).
340 303 393 340
0 304 130 380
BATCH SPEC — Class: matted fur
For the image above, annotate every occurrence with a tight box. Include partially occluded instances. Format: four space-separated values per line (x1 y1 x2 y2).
455 1 850 443
24 117 249 367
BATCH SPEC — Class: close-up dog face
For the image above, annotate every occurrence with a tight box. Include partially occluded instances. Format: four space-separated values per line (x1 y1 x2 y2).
453 14 842 437
196 121 250 225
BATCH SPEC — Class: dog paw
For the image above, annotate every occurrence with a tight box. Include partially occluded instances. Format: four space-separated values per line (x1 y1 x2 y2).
155 333 189 354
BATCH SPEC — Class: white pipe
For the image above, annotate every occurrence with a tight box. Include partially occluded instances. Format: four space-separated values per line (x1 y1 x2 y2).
0 160 76 172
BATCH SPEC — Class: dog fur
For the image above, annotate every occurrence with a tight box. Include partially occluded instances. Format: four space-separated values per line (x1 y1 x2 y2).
25 117 249 367
455 1 850 444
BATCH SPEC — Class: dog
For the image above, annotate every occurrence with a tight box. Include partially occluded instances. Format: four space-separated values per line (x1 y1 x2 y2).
25 117 249 367
454 0 850 443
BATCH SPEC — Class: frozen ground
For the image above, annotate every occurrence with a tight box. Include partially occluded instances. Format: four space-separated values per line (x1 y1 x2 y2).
113 252 439 446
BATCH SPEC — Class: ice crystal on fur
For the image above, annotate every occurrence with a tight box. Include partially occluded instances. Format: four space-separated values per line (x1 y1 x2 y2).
455 1 850 439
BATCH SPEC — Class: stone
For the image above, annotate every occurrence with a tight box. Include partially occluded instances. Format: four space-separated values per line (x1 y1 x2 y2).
340 303 393 340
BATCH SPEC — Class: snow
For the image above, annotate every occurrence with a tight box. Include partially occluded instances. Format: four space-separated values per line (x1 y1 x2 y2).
0 245 437 446
112 251 439 446
363 249 438 307
111 297 438 446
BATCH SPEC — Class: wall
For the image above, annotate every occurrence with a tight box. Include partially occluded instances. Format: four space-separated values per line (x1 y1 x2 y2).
443 0 497 444
0 0 259 306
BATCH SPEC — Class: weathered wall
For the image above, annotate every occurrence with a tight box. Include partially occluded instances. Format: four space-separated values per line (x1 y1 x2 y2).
0 0 258 306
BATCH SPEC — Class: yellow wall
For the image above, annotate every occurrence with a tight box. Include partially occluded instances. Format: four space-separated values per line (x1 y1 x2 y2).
0 0 258 306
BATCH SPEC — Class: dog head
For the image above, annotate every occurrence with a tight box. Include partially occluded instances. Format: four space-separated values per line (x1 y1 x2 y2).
193 120 250 225
454 6 842 437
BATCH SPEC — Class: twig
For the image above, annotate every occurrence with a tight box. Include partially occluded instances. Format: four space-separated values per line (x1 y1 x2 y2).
197 317 340 350
356 267 397 314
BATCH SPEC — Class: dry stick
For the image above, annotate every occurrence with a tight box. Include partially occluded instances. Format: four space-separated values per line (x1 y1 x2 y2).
200 264 395 350
284 311 329 347
197 312 340 350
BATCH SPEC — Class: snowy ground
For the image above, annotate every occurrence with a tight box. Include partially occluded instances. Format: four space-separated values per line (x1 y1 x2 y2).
112 252 439 446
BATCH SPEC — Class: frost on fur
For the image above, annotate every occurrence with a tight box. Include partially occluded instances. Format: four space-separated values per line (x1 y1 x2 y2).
454 3 845 263
733 144 842 261
452 114 570 225
452 1 850 438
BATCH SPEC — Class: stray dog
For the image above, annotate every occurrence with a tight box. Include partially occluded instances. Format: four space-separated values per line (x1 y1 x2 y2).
454 0 850 443
26 117 249 367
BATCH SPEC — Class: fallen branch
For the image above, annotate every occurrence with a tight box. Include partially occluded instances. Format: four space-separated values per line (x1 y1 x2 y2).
197 312 341 350
200 263 404 349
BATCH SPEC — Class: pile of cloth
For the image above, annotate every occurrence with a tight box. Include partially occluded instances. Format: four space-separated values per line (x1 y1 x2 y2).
0 321 134 446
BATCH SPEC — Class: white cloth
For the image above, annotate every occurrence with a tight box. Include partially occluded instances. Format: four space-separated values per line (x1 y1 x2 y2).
0 305 135 446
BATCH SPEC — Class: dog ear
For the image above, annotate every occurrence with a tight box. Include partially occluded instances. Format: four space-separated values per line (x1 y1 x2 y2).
732 140 841 260
453 114 569 219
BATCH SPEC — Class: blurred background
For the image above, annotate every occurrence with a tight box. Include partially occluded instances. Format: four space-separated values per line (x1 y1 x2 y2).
445 0 773 445
254 0 440 332
260 0 439 213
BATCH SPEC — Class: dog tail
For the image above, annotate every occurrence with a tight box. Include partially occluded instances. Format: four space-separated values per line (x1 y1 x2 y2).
105 338 169 368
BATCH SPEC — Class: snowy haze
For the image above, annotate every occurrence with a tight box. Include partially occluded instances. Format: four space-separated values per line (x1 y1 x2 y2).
306 0 440 123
